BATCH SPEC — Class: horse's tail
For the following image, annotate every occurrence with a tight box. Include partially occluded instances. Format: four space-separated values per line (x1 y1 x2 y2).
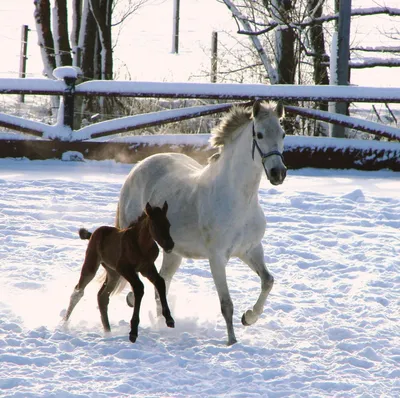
79 228 92 240
96 202 128 296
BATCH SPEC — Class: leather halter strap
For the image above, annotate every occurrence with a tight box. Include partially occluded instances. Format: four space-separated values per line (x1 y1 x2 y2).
251 122 284 162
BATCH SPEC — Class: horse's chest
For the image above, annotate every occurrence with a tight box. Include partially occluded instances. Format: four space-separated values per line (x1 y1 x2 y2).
199 207 266 254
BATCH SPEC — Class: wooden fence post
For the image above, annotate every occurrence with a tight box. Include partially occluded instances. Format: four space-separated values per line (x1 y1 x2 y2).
211 31 218 83
63 75 76 130
19 25 29 103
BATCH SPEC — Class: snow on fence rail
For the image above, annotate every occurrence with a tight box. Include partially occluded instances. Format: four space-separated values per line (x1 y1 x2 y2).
0 66 399 171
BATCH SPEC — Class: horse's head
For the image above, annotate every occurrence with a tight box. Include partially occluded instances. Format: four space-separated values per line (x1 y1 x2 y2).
145 201 174 253
251 100 287 185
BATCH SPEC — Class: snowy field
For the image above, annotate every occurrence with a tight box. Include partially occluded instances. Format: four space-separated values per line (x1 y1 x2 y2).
0 158 399 397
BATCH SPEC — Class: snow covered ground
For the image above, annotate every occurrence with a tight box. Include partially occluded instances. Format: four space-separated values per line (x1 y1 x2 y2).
0 157 399 397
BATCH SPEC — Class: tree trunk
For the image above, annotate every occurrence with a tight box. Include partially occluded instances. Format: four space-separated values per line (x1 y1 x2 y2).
308 0 329 111
89 0 113 80
53 0 73 66
79 0 97 80
270 0 297 134
71 0 83 66
33 0 56 78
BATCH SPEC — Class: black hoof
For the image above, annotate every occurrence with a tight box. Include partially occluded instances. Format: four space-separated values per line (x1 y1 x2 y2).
129 333 137 343
241 313 250 326
227 338 237 346
166 319 175 328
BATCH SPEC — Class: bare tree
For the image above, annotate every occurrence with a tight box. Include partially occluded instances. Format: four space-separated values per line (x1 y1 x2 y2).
34 0 149 80
219 0 400 135
33 0 149 125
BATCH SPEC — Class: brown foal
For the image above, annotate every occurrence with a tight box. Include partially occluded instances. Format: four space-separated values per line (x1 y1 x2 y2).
63 201 175 343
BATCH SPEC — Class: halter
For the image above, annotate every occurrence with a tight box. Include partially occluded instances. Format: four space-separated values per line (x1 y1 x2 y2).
251 122 284 162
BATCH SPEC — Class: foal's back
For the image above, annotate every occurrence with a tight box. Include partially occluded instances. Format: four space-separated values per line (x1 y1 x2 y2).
88 221 158 271
87 226 125 269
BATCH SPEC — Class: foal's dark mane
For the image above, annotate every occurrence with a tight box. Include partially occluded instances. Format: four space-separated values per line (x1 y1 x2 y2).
127 211 147 230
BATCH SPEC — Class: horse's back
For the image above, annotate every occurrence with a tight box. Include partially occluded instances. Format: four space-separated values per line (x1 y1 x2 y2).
119 153 202 228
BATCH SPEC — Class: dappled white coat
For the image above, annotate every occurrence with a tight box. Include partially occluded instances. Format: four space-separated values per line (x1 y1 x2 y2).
117 101 286 345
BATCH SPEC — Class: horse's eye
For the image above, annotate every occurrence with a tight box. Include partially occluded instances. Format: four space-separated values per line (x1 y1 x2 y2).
257 132 263 139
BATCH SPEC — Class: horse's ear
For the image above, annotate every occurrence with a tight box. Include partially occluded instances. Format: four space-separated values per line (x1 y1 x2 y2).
275 101 285 119
162 201 168 214
252 99 262 117
145 202 153 216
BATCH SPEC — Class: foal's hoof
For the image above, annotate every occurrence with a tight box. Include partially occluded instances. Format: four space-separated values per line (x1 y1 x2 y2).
166 319 175 328
126 292 134 308
129 333 137 343
227 338 238 346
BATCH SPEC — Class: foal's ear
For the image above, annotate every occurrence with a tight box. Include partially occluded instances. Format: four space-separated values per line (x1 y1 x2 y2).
145 202 153 216
162 201 168 214
275 100 285 119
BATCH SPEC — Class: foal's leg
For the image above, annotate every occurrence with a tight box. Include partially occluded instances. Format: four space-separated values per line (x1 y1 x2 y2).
64 248 100 322
209 253 237 346
116 262 144 343
97 267 121 332
142 263 175 328
238 243 274 326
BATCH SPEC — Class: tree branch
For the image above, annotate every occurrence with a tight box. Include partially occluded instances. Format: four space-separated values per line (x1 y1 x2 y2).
238 6 400 36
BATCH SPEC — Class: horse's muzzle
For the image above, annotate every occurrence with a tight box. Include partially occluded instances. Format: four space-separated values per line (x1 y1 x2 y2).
164 240 175 253
268 166 287 185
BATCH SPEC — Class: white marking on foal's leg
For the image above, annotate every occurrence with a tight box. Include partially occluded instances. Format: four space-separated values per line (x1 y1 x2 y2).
63 288 84 322
239 244 274 326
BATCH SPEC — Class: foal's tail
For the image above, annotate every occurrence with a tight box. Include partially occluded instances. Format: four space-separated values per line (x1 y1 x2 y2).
79 228 92 240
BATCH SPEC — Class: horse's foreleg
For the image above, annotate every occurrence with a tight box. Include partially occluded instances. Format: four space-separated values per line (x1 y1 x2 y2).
209 253 237 346
126 252 182 311
117 262 144 343
97 267 120 332
239 243 274 326
142 264 175 328
153 251 182 317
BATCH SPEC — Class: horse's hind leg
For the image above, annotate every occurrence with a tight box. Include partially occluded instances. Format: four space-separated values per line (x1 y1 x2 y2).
97 267 121 332
63 249 100 322
116 262 144 343
239 243 274 326
142 263 175 328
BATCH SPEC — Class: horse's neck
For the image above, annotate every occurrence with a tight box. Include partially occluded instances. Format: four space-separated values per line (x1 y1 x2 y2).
136 217 154 251
207 123 262 200
126 216 153 253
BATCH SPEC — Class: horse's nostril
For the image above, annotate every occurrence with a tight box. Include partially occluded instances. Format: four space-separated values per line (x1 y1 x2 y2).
270 168 279 179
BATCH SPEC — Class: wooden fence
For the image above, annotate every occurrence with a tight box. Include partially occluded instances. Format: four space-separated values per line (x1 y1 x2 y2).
0 66 399 170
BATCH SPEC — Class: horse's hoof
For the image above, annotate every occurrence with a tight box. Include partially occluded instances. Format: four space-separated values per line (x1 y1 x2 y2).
241 313 250 326
126 292 134 308
166 319 175 328
241 310 257 326
129 333 137 343
227 338 237 346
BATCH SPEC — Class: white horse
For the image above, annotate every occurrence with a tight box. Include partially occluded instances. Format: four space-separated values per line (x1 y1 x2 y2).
115 100 287 345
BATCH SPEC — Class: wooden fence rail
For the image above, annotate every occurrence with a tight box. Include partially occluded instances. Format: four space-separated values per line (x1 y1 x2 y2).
0 66 399 171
